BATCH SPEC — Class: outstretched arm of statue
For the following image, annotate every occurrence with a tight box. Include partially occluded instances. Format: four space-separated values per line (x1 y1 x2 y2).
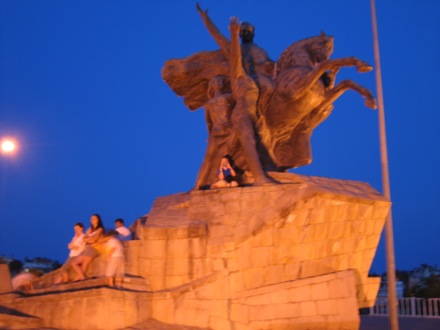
196 3 230 56
229 16 244 90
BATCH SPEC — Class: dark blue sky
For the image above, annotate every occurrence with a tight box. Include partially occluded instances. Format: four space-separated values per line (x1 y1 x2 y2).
0 1 439 274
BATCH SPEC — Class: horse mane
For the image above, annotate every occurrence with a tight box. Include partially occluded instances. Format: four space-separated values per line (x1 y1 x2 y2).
275 35 334 78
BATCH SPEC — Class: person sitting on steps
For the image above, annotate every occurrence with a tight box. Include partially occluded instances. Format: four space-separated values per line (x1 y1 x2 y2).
71 214 105 281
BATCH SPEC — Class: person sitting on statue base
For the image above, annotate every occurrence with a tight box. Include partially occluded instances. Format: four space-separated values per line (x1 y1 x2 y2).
211 154 241 188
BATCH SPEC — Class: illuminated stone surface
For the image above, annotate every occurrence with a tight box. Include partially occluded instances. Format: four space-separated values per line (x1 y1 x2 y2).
0 173 388 329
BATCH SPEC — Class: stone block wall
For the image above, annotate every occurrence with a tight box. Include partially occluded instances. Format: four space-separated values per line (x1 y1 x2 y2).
0 264 12 293
126 172 387 329
8 288 152 330
1 173 388 329
149 269 360 330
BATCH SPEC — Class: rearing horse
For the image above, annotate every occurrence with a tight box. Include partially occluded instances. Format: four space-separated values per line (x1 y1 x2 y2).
258 32 377 169
161 10 376 188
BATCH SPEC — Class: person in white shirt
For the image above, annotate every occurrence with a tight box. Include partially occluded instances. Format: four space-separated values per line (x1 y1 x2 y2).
114 218 132 241
12 271 36 291
54 222 86 284
103 229 125 288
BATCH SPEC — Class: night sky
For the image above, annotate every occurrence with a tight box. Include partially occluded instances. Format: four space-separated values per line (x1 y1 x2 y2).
1 0 439 274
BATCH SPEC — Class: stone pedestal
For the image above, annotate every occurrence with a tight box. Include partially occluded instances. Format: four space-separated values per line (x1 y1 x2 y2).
137 172 388 329
0 264 12 293
0 173 389 329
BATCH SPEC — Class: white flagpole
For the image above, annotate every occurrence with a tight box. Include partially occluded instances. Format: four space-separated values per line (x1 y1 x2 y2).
370 0 399 329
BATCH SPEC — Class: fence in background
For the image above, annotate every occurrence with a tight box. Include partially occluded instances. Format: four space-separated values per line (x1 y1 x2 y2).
370 297 440 318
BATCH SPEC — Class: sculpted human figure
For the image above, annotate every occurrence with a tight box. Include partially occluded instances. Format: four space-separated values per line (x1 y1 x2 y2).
196 3 275 185
162 6 377 187
195 75 235 189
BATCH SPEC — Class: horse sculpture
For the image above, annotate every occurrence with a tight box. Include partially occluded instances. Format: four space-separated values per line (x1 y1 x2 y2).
162 7 376 189
258 33 376 169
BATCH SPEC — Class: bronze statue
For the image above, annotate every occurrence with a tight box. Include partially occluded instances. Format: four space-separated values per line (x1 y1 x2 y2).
162 4 377 189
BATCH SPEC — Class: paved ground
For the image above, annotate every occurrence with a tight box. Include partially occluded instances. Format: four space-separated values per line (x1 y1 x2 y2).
360 316 440 330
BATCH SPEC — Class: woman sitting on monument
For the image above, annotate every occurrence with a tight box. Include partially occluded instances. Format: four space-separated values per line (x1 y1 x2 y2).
211 154 241 188
71 213 105 281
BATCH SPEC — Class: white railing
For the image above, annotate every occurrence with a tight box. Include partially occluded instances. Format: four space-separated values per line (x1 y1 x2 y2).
370 297 440 318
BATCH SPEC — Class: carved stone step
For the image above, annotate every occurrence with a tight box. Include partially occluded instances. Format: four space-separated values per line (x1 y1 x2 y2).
0 305 44 329
23 275 151 295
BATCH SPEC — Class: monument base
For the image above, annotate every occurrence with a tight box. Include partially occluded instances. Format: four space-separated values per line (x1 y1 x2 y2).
0 173 388 329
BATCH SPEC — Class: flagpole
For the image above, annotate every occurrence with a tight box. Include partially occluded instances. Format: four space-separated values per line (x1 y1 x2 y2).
370 0 399 329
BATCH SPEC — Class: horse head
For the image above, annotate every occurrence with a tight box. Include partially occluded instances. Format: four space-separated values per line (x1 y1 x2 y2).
276 34 334 76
